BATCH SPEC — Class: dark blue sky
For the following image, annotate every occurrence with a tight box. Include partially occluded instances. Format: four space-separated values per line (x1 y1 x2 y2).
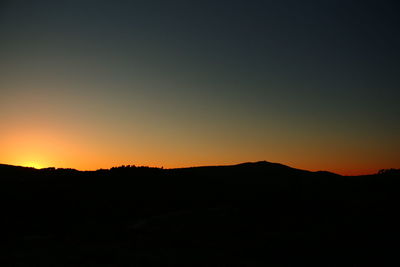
1 0 399 173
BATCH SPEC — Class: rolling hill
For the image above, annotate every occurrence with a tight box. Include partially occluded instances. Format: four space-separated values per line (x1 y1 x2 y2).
0 161 399 266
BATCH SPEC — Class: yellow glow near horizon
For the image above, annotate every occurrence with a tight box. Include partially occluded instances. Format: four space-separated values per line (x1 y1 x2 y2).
0 109 398 176
21 161 43 169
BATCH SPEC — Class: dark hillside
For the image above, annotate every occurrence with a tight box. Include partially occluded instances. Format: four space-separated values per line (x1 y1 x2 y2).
0 162 399 266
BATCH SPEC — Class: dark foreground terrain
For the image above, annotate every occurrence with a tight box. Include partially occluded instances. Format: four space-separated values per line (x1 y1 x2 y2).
0 161 399 266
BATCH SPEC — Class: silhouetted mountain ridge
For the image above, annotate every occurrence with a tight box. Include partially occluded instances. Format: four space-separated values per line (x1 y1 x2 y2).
0 161 399 266
0 160 385 179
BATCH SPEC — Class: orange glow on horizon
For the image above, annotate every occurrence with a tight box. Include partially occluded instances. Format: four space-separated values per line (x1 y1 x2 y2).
0 121 396 176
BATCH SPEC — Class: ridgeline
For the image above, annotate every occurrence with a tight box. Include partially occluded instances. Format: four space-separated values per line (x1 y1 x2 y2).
0 161 399 266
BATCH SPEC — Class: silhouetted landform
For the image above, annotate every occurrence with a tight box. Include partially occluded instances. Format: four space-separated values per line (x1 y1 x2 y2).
0 161 399 266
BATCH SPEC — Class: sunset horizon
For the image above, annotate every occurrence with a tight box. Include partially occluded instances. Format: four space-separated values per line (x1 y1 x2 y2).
2 1 399 179
2 159 391 176
1 1 400 264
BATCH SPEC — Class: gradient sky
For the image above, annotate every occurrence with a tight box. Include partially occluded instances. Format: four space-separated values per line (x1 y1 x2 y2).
1 0 399 175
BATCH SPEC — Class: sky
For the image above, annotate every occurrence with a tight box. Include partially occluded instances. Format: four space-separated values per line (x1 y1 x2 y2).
1 0 399 175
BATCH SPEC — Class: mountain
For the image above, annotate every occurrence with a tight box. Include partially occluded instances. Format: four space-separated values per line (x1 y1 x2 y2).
0 161 399 266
